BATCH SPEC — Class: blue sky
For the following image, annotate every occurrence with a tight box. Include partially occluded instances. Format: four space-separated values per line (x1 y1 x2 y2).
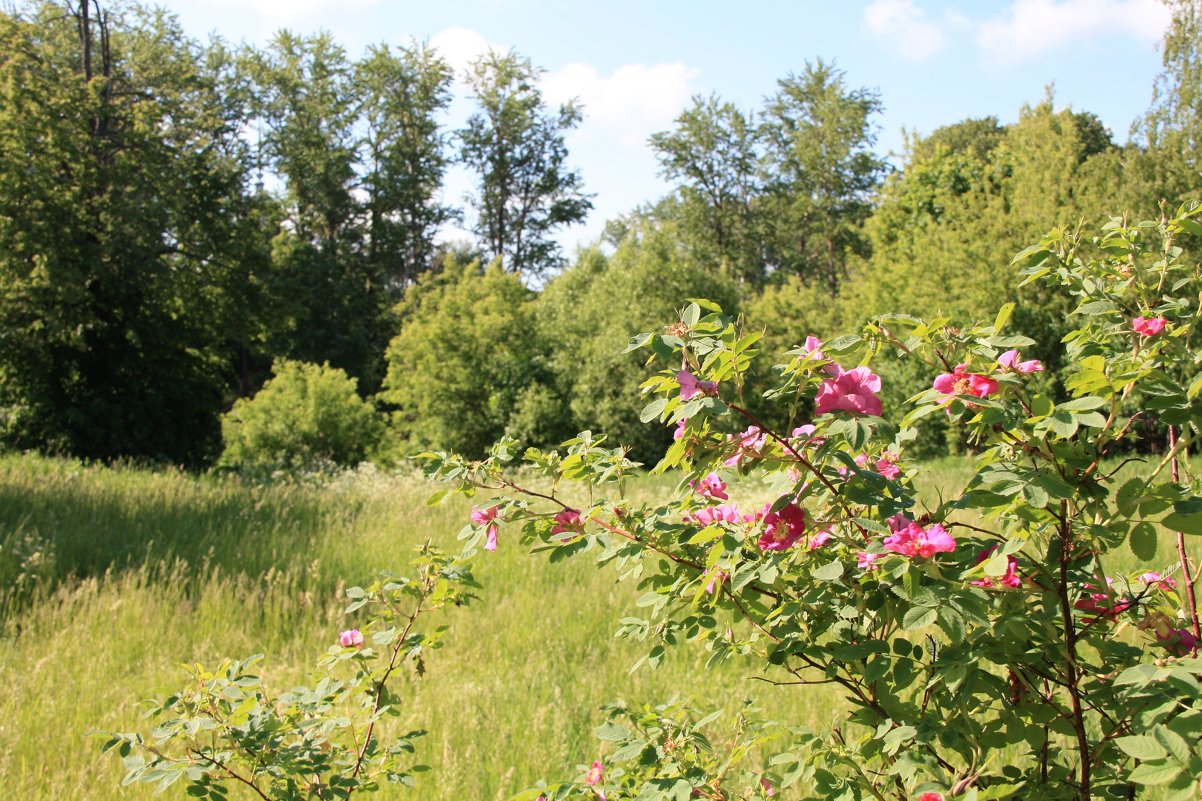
158 0 1172 249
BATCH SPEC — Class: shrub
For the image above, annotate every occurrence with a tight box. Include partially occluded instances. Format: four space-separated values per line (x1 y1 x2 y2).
220 359 385 471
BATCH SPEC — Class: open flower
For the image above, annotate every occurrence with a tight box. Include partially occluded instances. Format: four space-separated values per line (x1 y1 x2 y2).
586 760 604 785
815 366 883 416
883 516 956 559
808 528 833 550
677 370 718 400
998 349 1044 373
1138 571 1178 591
687 503 751 526
919 793 945 801
1074 578 1131 622
758 502 807 550
692 472 728 500
471 504 501 551
933 363 999 398
338 629 364 648
551 509 584 539
857 551 883 571
875 451 901 480
725 426 768 467
1132 316 1166 337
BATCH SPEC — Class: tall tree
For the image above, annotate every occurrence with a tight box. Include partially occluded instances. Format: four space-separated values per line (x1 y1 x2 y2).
458 49 593 278
0 1 271 465
649 95 762 282
356 42 456 291
759 60 887 292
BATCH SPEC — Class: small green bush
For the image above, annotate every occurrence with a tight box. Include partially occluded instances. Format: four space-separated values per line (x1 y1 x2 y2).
220 360 385 471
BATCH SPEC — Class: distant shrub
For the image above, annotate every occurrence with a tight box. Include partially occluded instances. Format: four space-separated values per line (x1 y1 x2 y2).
220 360 385 471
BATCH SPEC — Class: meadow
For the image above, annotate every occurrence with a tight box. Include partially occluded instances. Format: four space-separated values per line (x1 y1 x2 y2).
0 452 1187 800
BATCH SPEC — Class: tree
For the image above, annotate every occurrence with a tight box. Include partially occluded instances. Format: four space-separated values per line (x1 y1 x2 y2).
759 60 887 292
458 50 593 278
649 95 763 282
355 42 456 291
379 258 549 457
0 1 272 465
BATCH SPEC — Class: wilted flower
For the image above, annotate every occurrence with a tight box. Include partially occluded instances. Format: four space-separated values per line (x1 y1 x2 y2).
692 472 728 500
998 349 1043 373
471 504 501 551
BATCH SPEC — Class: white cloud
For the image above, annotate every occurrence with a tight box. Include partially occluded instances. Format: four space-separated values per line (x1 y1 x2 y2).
863 0 949 60
977 0 1171 65
542 61 700 147
429 26 504 77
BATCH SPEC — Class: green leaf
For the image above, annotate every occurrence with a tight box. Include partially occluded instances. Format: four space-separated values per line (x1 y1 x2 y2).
1030 394 1054 418
1129 521 1158 561
902 606 937 630
639 397 669 423
1153 726 1192 765
594 722 631 742
1128 762 1183 786
813 560 844 581
993 302 1015 333
1059 396 1107 412
1115 735 1167 761
1163 499 1202 535
1048 409 1078 439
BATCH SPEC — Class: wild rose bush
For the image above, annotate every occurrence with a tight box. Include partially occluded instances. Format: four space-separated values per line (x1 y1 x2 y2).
421 203 1202 801
99 545 477 799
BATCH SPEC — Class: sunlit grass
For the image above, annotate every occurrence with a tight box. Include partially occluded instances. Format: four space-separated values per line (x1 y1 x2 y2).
0 452 1193 800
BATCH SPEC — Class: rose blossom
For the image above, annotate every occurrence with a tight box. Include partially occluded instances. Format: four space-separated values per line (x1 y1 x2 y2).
1131 316 1166 337
692 472 728 500
997 349 1043 373
471 504 501 551
338 629 364 648
757 502 807 551
933 363 999 398
677 370 718 400
814 366 883 416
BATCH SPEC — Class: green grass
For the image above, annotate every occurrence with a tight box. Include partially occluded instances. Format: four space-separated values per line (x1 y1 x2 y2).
0 452 1192 800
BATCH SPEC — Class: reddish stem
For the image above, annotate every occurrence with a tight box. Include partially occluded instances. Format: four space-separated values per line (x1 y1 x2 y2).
1168 426 1202 641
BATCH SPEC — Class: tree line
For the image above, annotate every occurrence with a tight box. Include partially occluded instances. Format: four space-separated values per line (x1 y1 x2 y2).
1 0 1200 468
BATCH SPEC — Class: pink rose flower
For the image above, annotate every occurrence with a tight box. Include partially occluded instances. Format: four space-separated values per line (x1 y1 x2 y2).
339 629 364 648
875 451 901 480
758 502 807 551
814 366 883 416
705 568 728 594
1157 627 1200 656
471 504 501 551
997 349 1044 373
692 472 728 500
551 509 584 539
1132 316 1166 337
586 760 603 785
808 528 833 550
933 363 999 398
687 503 751 526
919 794 945 801
673 418 688 440
725 426 768 467
677 370 718 400
883 518 955 559
760 776 776 796
857 551 883 571
1139 571 1178 591
970 546 1021 590
1074 578 1131 622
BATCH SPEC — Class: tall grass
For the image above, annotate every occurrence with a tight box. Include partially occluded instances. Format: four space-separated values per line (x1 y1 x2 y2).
0 453 1192 799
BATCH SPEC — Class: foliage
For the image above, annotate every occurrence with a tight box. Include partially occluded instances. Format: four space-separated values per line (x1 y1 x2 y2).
220 360 385 471
380 258 549 458
100 545 475 800
459 49 593 278
0 2 272 465
422 203 1202 801
538 225 741 463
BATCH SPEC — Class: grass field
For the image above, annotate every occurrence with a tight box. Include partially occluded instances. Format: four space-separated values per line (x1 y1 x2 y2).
0 453 1190 800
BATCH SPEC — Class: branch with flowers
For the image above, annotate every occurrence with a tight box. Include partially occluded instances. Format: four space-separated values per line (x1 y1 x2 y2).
422 202 1202 801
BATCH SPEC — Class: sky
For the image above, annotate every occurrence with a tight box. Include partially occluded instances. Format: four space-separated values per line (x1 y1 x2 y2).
154 0 1174 251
